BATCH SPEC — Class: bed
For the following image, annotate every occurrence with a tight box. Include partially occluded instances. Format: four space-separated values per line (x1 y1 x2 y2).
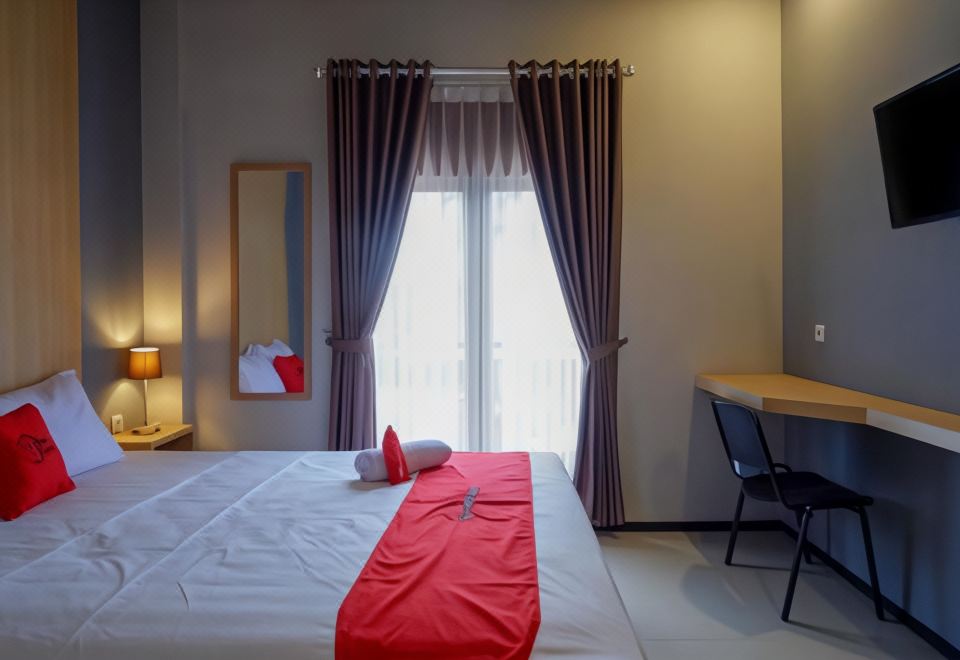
0 449 643 659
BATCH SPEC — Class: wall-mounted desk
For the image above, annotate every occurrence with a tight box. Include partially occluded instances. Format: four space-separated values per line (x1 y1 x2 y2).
696 373 960 454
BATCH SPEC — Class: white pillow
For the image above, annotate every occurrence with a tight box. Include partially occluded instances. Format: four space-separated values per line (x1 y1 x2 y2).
238 353 286 393
354 439 453 482
0 370 123 476
258 338 295 361
243 339 293 357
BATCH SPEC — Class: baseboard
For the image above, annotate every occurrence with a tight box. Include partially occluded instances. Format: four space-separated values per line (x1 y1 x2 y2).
780 522 960 659
596 519 782 533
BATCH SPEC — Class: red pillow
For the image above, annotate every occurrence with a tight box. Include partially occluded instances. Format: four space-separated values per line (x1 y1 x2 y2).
273 354 305 393
381 425 410 485
0 403 75 521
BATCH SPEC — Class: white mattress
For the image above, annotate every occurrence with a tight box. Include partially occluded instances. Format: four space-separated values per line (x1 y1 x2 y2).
0 451 642 659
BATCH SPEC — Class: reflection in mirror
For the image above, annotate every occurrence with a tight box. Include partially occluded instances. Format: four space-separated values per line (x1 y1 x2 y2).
231 163 311 399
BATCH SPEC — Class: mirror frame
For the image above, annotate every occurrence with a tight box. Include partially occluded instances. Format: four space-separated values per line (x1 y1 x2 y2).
230 162 312 400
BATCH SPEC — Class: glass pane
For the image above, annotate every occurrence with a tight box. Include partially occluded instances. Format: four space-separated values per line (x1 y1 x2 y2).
487 191 582 474
374 192 467 449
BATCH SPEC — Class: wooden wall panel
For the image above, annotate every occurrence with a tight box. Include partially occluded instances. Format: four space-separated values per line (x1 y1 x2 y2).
0 0 81 391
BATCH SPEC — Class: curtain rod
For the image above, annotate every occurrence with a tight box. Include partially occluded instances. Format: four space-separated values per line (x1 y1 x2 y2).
314 64 635 80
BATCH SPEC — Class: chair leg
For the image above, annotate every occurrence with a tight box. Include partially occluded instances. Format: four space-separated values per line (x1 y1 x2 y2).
794 510 813 564
725 489 745 566
781 507 811 622
857 507 884 620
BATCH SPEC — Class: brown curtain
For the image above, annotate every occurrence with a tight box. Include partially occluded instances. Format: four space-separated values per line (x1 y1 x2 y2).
326 59 433 451
510 59 627 527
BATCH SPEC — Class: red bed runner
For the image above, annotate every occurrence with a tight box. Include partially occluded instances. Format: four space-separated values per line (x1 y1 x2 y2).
336 452 540 659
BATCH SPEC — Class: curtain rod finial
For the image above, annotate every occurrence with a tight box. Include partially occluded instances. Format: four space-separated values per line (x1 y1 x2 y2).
623 64 635 77
315 65 325 79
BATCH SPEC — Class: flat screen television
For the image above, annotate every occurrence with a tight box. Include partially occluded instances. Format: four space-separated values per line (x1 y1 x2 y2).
874 62 960 229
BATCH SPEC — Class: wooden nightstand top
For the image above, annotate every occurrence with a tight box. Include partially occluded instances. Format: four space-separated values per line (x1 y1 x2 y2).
114 423 193 451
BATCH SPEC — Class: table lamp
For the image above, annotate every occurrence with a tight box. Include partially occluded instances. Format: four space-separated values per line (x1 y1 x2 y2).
128 346 162 434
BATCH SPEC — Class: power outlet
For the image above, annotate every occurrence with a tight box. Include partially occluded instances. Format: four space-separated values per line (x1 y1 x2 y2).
814 324 825 343
111 414 124 434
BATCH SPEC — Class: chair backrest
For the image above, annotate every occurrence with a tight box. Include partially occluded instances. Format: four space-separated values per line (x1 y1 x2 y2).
710 400 777 482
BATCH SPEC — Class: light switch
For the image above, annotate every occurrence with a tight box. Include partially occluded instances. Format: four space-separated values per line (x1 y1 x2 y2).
814 324 825 343
111 414 124 434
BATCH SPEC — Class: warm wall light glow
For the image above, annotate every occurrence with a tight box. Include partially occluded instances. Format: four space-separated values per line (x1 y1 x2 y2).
101 379 142 419
128 347 163 380
89 309 141 347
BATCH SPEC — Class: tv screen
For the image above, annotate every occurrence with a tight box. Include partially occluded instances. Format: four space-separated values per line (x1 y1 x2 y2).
874 62 960 229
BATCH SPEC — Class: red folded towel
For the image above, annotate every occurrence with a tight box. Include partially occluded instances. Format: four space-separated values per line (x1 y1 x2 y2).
381 425 410 485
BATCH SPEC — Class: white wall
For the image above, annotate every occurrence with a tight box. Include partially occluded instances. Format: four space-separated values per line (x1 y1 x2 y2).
143 0 783 521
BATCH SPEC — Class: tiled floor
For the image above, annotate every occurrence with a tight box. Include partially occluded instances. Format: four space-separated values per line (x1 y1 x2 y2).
599 531 943 659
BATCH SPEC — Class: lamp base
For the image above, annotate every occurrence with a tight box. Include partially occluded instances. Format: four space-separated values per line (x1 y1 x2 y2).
131 423 162 435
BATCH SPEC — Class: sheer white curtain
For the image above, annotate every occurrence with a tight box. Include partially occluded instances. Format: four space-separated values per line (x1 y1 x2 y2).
373 85 582 473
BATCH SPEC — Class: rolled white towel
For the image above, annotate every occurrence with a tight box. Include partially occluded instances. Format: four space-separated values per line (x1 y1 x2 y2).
355 439 452 482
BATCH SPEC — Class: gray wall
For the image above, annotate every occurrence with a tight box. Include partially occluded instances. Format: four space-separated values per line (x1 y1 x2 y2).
781 0 960 647
78 0 144 427
142 0 784 521
140 0 185 427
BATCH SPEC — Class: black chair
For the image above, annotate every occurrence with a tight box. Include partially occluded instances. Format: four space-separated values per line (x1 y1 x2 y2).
710 400 884 622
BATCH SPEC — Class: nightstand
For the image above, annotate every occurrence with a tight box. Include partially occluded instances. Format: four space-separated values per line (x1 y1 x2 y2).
114 423 194 451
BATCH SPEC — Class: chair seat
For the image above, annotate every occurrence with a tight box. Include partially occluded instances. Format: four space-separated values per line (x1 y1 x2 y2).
742 471 873 510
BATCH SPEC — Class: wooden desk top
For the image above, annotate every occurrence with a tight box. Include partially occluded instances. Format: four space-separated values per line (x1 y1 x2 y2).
696 373 960 454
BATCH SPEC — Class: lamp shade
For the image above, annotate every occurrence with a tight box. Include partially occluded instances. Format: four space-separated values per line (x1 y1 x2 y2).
128 347 162 380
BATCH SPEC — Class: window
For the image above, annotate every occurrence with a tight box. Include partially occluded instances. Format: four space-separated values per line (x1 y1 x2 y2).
374 173 582 473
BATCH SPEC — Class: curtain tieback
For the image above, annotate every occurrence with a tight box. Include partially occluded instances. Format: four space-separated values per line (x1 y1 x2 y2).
586 337 628 363
326 336 374 354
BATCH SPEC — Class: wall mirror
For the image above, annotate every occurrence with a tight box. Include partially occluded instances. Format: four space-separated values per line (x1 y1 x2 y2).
230 162 311 400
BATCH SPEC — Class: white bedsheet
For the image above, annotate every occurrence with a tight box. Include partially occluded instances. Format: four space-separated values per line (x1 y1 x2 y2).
0 451 642 659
